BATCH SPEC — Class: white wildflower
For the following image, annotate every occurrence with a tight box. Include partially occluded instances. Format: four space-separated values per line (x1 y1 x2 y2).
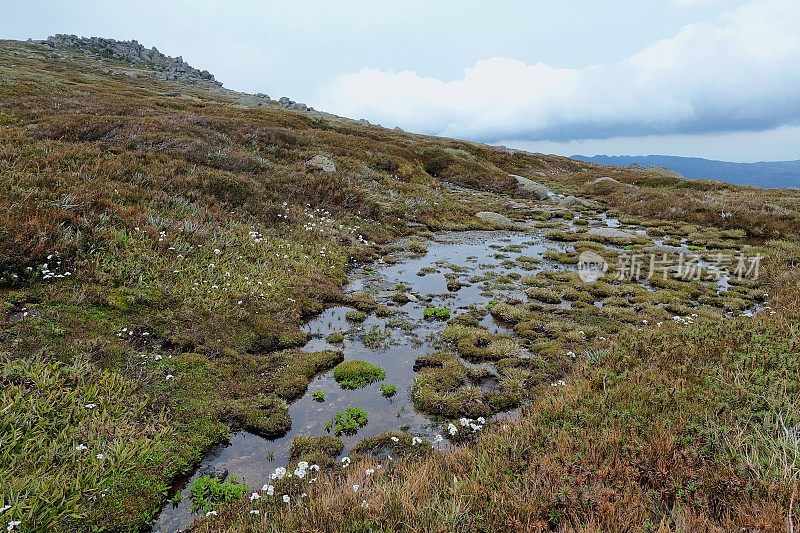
205 511 217 517
352 484 359 492
249 509 260 515
75 444 88 451
250 492 260 501
390 436 399 443
282 495 290 504
448 423 458 435
365 468 374 476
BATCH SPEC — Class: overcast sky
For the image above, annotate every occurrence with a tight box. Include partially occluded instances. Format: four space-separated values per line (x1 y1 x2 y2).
3 0 800 162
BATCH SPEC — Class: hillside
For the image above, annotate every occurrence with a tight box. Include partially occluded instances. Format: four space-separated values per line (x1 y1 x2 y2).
573 154 800 189
1 37 799 532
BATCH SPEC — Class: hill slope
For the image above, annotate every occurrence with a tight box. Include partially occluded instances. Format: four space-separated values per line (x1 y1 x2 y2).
572 154 800 188
1 37 799 532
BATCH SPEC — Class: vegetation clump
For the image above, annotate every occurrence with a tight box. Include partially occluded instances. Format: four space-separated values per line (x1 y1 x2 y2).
332 360 386 389
380 383 398 397
289 435 343 468
325 407 369 435
423 307 451 320
189 475 247 515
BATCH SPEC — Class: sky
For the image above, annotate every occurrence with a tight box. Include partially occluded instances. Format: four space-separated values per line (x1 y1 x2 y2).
3 0 799 162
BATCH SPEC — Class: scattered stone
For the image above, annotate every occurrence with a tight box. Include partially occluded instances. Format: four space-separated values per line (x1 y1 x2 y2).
559 195 580 208
509 174 550 200
306 155 336 173
197 465 228 482
476 211 516 228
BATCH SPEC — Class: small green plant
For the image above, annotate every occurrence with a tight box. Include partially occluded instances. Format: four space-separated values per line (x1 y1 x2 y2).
361 325 390 349
380 384 398 398
333 360 386 389
423 307 451 320
312 389 326 402
324 407 369 435
189 475 247 514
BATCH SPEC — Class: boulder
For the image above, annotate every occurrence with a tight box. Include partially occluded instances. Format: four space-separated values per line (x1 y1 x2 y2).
588 176 638 189
306 155 336 173
559 195 580 208
509 174 550 200
476 211 516 228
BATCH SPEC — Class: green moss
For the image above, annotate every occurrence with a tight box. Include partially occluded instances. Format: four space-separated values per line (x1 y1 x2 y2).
224 394 291 439
332 360 386 389
380 383 398 397
423 307 451 320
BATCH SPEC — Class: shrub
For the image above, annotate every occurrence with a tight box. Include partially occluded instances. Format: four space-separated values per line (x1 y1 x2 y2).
332 360 386 389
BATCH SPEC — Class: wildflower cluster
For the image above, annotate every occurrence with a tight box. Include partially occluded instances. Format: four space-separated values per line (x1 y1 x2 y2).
38 254 72 281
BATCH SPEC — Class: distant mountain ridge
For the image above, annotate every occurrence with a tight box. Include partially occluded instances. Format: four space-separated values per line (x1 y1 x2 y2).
572 154 800 189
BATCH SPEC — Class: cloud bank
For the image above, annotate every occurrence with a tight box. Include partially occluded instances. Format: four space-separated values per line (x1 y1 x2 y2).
317 0 800 143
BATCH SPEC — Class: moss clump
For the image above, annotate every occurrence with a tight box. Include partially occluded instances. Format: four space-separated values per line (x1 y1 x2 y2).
312 389 326 402
345 310 368 322
326 331 344 344
442 324 519 362
347 292 378 312
225 394 291 438
525 287 562 304
332 360 386 389
412 353 528 418
380 383 398 397
351 431 433 460
423 307 451 320
489 302 530 324
325 407 369 435
289 435 344 468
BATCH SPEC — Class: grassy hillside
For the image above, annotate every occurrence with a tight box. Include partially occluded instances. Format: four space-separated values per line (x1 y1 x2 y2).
1 38 799 531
